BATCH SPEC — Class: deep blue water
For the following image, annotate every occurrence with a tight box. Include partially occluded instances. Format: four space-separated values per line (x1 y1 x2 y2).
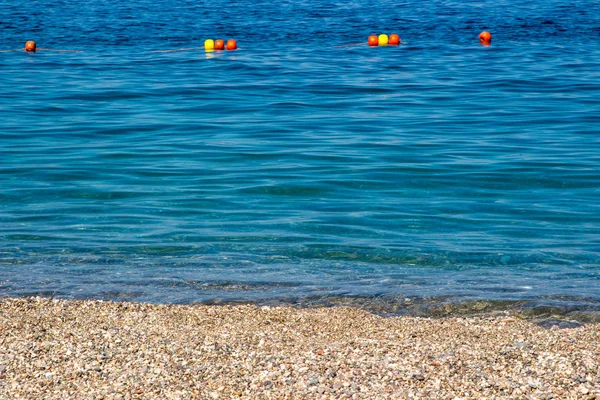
1 0 599 312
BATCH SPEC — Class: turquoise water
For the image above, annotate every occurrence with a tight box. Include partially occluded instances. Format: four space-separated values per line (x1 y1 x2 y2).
1 0 599 312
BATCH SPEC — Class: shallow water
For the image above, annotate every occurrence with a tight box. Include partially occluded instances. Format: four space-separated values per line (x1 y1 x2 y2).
1 0 599 312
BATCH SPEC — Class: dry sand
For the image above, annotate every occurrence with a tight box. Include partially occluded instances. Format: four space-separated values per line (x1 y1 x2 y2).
0 297 598 399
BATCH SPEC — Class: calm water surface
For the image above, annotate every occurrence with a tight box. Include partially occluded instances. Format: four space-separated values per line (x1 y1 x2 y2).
1 0 599 312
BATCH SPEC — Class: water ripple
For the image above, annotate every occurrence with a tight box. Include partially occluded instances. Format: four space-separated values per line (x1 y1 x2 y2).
0 0 599 310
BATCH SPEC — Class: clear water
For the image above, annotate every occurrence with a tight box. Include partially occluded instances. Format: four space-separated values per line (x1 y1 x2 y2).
1 0 599 311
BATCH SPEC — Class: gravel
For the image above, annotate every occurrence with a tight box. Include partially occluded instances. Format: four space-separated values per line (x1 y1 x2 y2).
0 297 598 399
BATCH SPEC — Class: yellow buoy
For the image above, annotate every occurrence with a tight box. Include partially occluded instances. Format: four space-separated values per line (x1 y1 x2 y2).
204 39 215 51
378 34 389 46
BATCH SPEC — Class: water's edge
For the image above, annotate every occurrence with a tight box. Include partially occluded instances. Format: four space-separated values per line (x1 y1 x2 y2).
4 294 598 327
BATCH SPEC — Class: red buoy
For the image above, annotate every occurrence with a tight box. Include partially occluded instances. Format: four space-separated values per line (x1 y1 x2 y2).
226 39 237 50
25 41 37 52
215 39 225 50
389 34 400 45
479 31 492 45
368 36 379 46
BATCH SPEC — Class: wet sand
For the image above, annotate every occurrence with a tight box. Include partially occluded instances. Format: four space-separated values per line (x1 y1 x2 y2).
0 297 598 399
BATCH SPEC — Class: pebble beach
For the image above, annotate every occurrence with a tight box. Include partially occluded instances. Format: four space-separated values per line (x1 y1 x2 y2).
0 298 598 399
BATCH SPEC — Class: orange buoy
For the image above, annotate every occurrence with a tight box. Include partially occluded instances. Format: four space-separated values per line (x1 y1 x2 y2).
479 31 492 45
368 35 379 46
215 39 225 50
389 34 400 45
225 39 237 50
25 41 37 52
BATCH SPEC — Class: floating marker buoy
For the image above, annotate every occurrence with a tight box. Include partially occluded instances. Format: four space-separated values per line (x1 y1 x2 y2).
226 39 237 50
204 39 215 51
479 31 492 45
389 34 400 45
378 34 389 46
368 36 379 46
215 39 225 50
25 41 36 52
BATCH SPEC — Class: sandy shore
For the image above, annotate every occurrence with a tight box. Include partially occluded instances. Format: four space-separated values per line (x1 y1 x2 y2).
0 298 598 399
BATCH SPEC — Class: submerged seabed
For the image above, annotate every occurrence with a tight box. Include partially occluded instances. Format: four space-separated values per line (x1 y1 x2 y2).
1 0 600 312
1 249 599 321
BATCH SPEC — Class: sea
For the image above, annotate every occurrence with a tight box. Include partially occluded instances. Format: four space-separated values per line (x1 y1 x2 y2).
1 0 599 316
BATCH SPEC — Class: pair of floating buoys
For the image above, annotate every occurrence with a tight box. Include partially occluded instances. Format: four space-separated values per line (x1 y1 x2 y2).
368 34 400 46
205 39 237 51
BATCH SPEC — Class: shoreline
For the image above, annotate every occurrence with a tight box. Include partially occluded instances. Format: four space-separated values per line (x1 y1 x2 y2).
204 296 600 325
0 297 598 399
6 292 600 324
